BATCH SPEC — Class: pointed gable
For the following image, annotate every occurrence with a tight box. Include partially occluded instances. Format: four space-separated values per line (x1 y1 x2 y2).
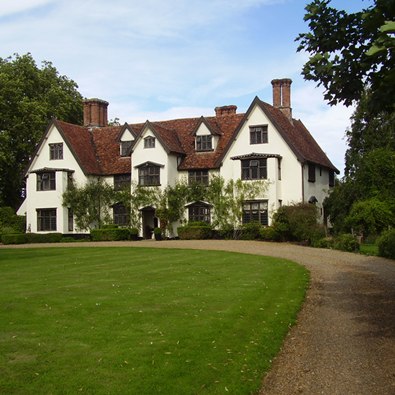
214 96 339 173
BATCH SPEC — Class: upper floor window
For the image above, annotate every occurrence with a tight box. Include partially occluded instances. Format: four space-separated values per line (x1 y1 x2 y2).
114 174 131 191
188 170 209 186
138 164 160 186
241 158 267 180
144 136 155 149
37 171 56 191
329 170 335 187
250 125 268 144
242 200 268 226
120 141 132 157
308 163 316 183
196 135 212 151
37 208 57 231
49 143 63 160
188 202 211 223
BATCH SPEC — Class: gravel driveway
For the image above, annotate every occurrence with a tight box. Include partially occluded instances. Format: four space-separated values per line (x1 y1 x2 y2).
2 239 395 394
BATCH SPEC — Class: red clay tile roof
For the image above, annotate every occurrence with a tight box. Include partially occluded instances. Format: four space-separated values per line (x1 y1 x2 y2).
53 96 338 176
56 120 130 175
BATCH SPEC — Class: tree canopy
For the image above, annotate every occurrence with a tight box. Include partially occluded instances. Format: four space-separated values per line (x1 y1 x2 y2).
0 53 83 209
296 0 395 114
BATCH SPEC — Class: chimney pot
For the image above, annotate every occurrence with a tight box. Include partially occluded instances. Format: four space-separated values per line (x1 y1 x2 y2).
83 98 109 127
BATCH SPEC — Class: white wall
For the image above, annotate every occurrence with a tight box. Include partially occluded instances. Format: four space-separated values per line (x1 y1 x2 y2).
24 124 87 233
220 104 303 224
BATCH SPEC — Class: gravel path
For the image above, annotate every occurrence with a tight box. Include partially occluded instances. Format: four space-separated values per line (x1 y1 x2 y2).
2 240 395 394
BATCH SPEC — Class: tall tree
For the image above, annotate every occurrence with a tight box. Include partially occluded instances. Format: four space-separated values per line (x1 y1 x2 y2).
344 91 395 178
296 0 395 114
0 53 83 209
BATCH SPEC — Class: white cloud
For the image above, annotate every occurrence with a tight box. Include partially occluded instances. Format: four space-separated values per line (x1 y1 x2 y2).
0 0 54 17
293 84 354 175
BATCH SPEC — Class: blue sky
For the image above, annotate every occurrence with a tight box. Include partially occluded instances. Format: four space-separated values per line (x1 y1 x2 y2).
0 0 373 174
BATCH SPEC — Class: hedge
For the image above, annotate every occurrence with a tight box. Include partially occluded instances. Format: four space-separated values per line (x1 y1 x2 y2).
177 224 213 240
1 233 27 245
377 229 395 259
90 228 131 241
26 233 63 243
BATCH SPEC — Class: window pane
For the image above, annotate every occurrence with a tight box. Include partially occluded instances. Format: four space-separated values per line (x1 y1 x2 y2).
37 209 57 231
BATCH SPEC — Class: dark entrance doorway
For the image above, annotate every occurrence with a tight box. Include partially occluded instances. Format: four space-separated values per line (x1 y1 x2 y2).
141 206 158 239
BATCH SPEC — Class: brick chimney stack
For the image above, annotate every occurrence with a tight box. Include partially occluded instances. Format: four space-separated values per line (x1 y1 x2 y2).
215 105 237 117
271 79 292 122
83 98 109 127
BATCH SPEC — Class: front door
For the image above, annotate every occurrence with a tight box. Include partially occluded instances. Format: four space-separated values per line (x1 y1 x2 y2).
141 207 157 239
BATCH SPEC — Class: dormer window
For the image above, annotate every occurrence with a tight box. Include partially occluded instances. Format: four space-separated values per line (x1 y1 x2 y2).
196 135 212 151
120 141 132 157
144 136 155 148
49 143 63 160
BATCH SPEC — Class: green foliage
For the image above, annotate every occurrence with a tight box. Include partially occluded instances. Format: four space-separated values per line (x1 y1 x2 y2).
272 203 321 244
177 224 213 240
0 207 26 234
345 198 394 237
129 227 139 240
345 93 395 178
1 233 27 245
312 237 334 249
297 1 395 114
90 228 130 241
333 234 360 253
377 229 395 259
259 226 277 241
240 221 262 240
0 53 83 208
25 233 63 243
207 175 268 231
63 178 115 231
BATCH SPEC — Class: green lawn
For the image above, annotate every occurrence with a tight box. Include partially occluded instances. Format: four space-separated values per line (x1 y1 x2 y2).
0 247 309 394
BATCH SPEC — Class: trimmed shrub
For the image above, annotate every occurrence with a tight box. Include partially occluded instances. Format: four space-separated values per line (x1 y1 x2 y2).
91 228 130 241
25 233 63 243
312 237 334 249
259 226 277 241
177 224 213 240
333 234 360 252
240 222 262 240
1 233 27 245
272 203 320 244
377 229 395 259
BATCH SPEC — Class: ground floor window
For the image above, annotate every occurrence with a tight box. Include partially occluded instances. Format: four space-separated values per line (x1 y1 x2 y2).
242 200 268 226
188 202 211 223
37 208 57 231
113 203 130 226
